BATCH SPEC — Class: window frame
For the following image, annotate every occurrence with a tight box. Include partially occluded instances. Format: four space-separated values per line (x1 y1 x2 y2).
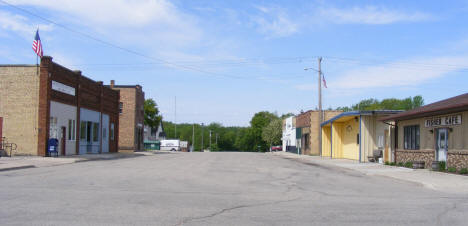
403 125 420 150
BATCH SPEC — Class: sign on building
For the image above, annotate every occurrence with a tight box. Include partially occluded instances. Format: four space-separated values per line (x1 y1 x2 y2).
425 114 462 127
52 81 75 96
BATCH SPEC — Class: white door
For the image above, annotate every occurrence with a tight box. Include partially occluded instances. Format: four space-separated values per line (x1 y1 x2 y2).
437 128 448 161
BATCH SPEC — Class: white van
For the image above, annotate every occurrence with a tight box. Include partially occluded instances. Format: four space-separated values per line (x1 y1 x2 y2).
160 140 180 151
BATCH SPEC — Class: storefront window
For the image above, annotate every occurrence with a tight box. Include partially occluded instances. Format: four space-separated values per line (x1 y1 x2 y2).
404 125 420 150
80 121 87 140
93 123 99 142
49 117 58 139
68 119 76 140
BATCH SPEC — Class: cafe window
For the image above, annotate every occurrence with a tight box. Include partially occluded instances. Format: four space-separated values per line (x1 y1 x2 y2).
404 125 420 150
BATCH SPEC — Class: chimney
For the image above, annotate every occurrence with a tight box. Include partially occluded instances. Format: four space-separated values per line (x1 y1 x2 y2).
110 80 115 88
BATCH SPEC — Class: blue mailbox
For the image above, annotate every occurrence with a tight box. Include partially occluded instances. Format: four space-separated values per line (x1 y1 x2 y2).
47 138 59 157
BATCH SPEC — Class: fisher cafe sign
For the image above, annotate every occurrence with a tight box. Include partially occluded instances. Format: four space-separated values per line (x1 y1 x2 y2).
425 114 462 128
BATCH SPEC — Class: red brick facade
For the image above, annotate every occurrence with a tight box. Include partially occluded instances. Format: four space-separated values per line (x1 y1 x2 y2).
37 56 120 156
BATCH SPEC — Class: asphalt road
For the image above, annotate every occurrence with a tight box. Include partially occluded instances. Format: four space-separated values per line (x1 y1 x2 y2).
1 152 467 226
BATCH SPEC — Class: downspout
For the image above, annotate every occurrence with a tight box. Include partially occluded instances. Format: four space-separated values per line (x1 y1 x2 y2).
359 115 362 163
394 123 398 163
330 122 333 159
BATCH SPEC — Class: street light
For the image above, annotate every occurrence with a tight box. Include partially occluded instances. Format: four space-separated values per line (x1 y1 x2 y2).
304 57 323 157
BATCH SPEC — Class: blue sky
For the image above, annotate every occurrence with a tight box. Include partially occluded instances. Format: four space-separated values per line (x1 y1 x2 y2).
1 0 468 126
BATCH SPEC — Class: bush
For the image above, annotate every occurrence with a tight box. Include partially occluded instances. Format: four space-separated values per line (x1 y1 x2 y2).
460 168 468 175
389 162 396 166
384 161 390 165
404 162 413 168
438 161 446 171
448 167 457 173
398 162 404 167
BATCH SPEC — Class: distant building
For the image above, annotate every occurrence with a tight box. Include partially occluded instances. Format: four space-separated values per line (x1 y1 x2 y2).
143 122 166 150
0 56 120 156
144 122 166 142
108 80 144 152
384 93 468 170
282 116 296 153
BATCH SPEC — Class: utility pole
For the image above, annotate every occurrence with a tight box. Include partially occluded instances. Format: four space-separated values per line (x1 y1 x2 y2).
174 96 177 138
216 133 218 145
318 57 323 157
192 124 195 152
209 130 212 151
201 123 204 151
304 57 324 157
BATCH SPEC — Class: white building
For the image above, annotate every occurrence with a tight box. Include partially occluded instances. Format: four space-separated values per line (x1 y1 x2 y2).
282 116 297 152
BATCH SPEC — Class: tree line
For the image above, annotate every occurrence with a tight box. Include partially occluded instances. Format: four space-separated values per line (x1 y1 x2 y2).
149 96 424 152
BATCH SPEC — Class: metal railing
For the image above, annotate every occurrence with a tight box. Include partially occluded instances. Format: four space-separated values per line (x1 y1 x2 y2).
0 137 17 157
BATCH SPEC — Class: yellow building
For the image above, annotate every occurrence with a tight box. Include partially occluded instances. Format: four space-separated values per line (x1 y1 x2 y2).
321 111 401 162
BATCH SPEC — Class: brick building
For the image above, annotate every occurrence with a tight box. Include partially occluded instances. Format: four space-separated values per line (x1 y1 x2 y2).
295 110 342 155
108 81 145 152
0 56 120 156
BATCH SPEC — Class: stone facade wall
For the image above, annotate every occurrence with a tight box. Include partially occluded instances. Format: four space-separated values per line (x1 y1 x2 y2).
0 66 39 155
447 150 468 171
395 149 435 168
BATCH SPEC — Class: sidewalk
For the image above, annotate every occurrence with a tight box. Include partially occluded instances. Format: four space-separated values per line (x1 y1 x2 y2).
0 152 152 172
271 151 468 194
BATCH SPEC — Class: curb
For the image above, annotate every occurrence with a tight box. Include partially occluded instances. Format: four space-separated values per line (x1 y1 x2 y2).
0 165 36 172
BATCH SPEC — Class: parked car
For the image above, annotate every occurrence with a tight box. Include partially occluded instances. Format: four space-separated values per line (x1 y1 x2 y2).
270 146 282 152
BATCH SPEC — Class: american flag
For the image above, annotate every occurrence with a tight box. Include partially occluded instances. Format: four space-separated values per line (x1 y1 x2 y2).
32 29 43 58
322 74 327 88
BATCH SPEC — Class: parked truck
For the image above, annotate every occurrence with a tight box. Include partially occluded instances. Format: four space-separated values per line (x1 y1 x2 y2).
160 140 180 152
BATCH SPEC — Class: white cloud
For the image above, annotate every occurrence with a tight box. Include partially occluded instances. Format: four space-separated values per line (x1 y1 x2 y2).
319 6 431 24
0 10 53 38
8 0 203 47
332 56 468 89
251 6 298 38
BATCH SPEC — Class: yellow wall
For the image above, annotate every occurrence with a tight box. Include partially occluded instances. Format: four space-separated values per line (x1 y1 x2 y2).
341 119 360 160
331 122 343 158
0 67 40 155
321 126 331 157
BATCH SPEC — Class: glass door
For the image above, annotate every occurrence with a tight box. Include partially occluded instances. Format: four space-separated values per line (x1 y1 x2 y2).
437 128 448 162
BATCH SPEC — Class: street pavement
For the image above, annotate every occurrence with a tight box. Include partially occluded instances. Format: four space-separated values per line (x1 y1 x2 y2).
1 152 467 226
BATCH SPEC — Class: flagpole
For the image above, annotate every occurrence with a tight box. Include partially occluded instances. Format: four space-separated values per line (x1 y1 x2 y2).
36 27 39 75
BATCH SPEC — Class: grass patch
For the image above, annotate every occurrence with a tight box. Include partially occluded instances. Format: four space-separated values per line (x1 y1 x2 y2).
404 162 413 168
448 167 457 173
438 161 446 172
460 168 468 175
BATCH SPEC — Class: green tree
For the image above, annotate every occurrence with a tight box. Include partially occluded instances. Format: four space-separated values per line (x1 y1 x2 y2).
261 118 283 149
338 95 425 111
250 111 278 152
144 99 162 128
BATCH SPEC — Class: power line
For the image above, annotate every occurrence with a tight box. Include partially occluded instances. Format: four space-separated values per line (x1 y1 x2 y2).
0 0 250 80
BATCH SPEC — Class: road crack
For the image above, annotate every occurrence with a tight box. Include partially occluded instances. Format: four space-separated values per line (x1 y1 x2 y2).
175 196 301 226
